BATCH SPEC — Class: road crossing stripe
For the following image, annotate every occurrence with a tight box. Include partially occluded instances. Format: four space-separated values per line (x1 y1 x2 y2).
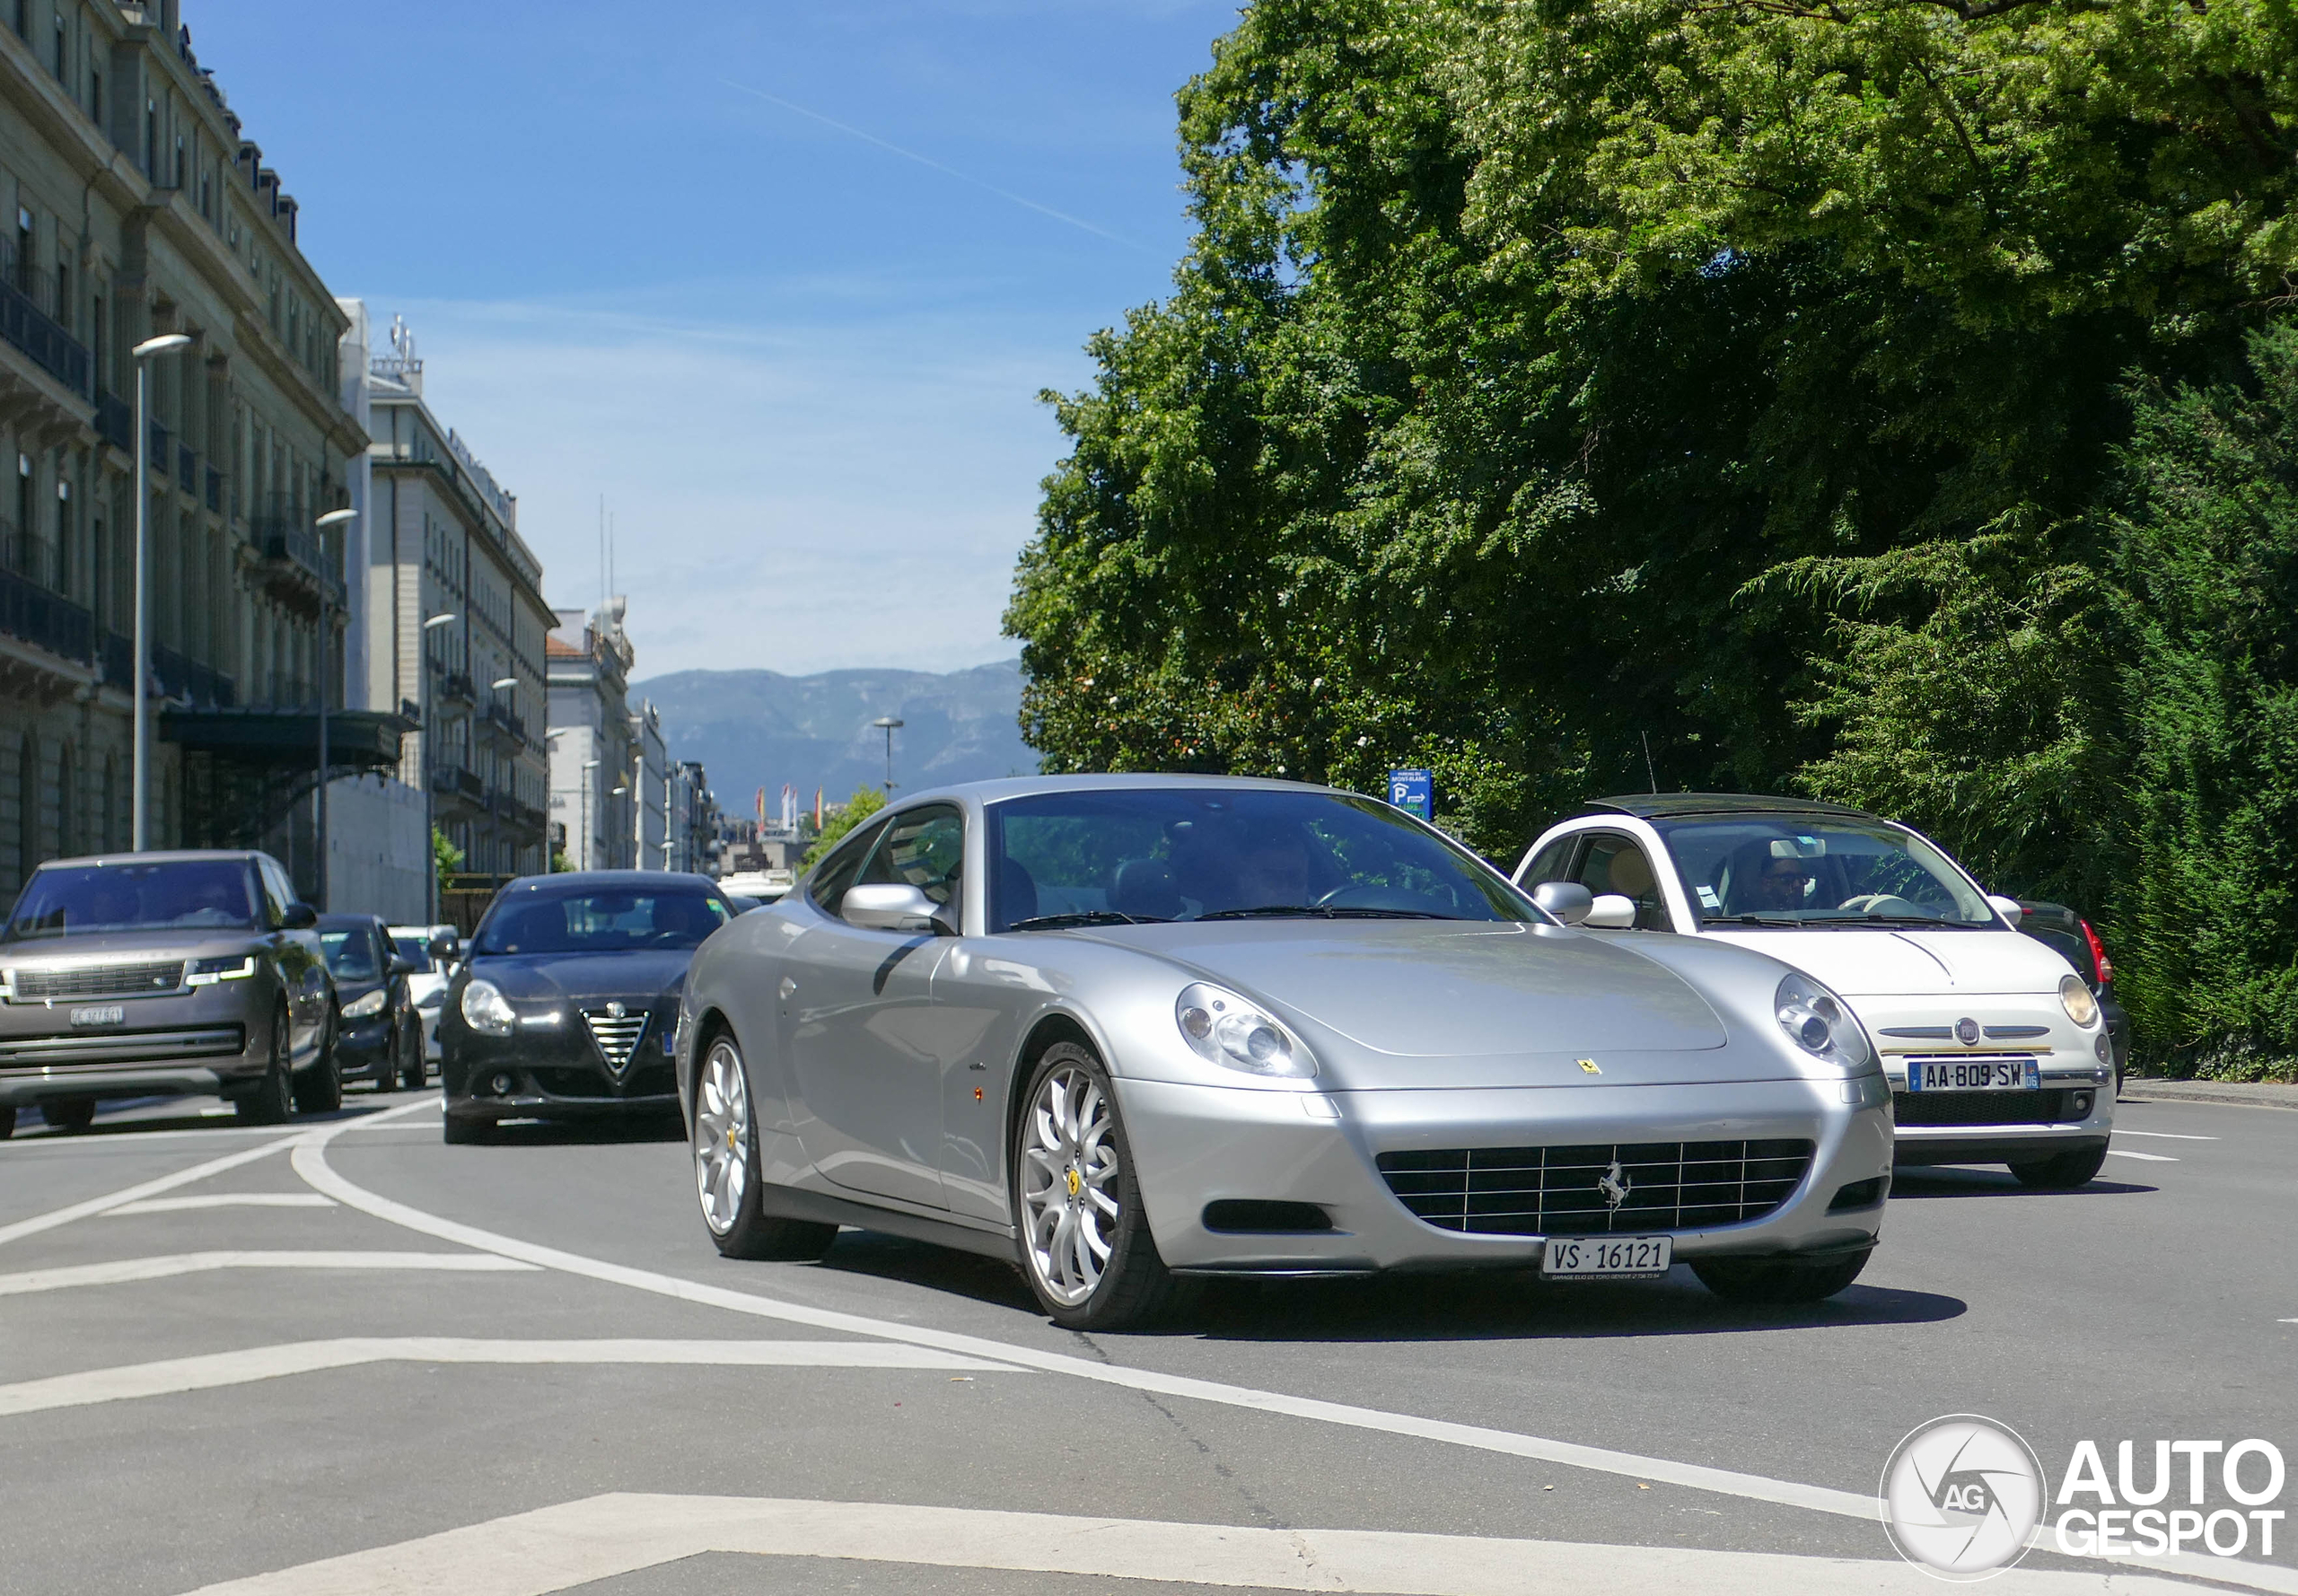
168 1491 2208 1596
0 1338 1018 1417
0 1250 537 1297
0 1136 297 1247
107 1193 337 1215
2104 1149 2178 1162
2112 1130 2217 1141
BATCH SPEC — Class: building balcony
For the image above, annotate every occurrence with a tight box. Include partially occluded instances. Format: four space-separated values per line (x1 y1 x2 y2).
249 512 346 617
0 561 92 667
439 671 475 705
94 391 131 453
152 644 235 709
429 764 487 805
177 442 197 493
0 276 92 399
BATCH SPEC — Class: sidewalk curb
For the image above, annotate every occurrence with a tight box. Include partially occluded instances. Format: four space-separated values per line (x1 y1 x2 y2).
2118 1080 2298 1110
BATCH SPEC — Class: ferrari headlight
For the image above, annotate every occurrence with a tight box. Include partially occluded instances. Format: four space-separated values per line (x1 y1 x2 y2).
460 978 517 1038
1775 972 1873 1072
342 988 388 1020
1175 981 1317 1079
2059 973 2101 1029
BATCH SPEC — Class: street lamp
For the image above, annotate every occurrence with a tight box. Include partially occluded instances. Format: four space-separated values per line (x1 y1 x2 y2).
581 759 600 872
311 507 357 908
129 332 193 852
872 715 903 794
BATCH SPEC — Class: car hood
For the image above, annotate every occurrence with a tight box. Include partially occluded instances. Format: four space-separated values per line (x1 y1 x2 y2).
1092 919 1730 1058
469 950 692 1004
1700 926 2074 997
0 929 266 964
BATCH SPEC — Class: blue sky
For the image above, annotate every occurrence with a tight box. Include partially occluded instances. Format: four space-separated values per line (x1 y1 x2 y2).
188 1 1241 678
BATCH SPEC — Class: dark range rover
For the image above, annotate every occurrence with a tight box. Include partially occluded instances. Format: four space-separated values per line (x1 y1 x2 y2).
0 850 340 1136
441 872 733 1143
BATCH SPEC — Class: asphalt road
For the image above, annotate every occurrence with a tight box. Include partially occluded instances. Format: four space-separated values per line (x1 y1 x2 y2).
0 1083 2290 1595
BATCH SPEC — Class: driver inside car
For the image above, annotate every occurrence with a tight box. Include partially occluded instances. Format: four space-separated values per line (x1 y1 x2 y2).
1726 842 1814 915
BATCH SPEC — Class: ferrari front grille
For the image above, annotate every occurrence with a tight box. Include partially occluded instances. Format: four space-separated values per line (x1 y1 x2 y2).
10 960 184 1000
579 1009 648 1074
1376 1139 1815 1237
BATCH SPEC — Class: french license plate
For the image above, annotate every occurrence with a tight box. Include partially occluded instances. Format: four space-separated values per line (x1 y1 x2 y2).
1908 1058 2039 1092
1542 1234 1672 1278
68 1005 125 1027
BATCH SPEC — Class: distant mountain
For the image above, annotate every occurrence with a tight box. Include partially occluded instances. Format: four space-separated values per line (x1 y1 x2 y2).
631 659 1038 820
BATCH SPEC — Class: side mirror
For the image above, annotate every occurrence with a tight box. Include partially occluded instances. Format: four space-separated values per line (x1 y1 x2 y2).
388 957 417 979
1531 881 1593 925
1987 894 2023 928
1583 893 1638 930
426 933 457 960
280 902 319 931
843 882 953 934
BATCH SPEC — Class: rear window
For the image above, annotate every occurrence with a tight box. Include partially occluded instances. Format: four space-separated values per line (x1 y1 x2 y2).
390 937 434 973
5 860 259 942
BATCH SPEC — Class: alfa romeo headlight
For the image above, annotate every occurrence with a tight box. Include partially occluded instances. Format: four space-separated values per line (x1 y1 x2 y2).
460 978 517 1038
342 988 388 1019
1174 981 1317 1079
2059 973 2101 1029
1775 972 1874 1071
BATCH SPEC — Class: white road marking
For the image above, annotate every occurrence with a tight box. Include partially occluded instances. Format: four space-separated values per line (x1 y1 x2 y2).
0 1136 296 1247
0 1339 1018 1418
288 1118 2298 1596
106 1193 336 1215
0 1250 537 1298
2112 1129 2217 1141
168 1492 2208 1596
2105 1149 2179 1162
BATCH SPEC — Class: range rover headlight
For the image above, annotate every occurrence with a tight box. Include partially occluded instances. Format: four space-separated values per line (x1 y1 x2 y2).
1175 981 1317 1079
1775 972 1874 1071
186 955 257 987
2059 973 2101 1029
342 988 388 1020
460 978 517 1038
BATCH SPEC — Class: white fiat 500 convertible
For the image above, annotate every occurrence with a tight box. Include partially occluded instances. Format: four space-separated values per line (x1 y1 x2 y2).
677 776 1895 1329
1515 795 2116 1189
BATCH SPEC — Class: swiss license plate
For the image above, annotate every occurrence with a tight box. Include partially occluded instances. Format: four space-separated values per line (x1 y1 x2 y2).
68 1005 125 1027
1542 1234 1673 1278
1908 1058 2039 1092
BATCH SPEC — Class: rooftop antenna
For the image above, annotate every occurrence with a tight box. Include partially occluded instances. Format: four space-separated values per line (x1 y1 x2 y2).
1641 732 1658 794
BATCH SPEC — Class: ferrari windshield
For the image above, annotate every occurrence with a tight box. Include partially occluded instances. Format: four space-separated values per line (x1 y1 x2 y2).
473 889 730 955
4 860 259 942
1652 814 1995 927
988 787 1537 931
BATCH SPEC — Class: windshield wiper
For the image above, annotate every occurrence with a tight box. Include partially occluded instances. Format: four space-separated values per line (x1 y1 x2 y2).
1195 905 1332 921
1709 912 1809 926
1008 911 1165 931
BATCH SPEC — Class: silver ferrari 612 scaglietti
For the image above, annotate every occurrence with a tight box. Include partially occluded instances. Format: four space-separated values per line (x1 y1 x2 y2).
676 776 1894 1329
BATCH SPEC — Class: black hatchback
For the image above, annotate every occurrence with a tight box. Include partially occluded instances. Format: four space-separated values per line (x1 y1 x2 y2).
317 914 425 1093
439 872 735 1143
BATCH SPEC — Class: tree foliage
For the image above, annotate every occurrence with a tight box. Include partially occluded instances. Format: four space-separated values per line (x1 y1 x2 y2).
801 787 885 869
1007 0 2298 1069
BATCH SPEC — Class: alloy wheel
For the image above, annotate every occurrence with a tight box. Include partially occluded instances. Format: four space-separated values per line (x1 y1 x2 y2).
693 1039 751 1236
1019 1063 1121 1307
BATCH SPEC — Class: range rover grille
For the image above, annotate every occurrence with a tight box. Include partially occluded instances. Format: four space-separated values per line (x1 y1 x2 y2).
10 960 184 1001
579 1008 648 1074
1376 1139 1815 1236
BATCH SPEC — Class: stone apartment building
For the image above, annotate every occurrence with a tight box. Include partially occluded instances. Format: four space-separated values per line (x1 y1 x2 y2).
362 330 552 886
0 0 403 899
545 601 637 871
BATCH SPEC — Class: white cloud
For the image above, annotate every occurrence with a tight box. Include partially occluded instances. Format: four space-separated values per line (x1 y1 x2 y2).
378 283 1099 677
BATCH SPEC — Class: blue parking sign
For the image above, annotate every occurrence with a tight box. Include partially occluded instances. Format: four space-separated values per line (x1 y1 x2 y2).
1388 767 1433 821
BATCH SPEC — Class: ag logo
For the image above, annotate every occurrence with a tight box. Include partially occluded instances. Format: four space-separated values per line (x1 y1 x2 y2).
1881 1415 2044 1579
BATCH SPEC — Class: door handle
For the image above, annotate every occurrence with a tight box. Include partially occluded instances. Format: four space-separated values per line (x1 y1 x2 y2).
778 977 796 1000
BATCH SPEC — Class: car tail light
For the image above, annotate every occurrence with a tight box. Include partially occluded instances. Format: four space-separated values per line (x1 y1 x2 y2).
2081 918 2114 985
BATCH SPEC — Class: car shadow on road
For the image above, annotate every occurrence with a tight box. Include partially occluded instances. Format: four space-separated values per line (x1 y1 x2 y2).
806 1229 1964 1339
1887 1168 2156 1199
483 1111 687 1146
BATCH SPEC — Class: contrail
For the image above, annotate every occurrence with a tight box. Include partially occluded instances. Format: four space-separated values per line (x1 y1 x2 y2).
721 77 1141 250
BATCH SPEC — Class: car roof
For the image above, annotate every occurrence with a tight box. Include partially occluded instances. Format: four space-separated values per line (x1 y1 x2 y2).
894 773 1346 811
493 871 724 895
1572 793 1881 822
34 849 264 870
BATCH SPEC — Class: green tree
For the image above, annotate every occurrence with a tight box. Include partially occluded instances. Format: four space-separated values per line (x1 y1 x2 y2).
432 826 465 897
801 787 885 869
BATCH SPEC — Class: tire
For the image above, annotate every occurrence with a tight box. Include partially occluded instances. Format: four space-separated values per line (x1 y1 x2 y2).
1011 1041 1178 1330
1693 1249 1871 1305
693 1032 837 1261
41 1099 96 1134
443 1111 497 1145
2009 1145 2109 1190
399 1018 427 1090
237 1006 295 1125
372 1024 399 1094
0 1105 13 1138
293 1006 344 1115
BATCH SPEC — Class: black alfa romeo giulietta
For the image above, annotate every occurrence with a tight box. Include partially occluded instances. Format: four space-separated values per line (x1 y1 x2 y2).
440 872 735 1143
